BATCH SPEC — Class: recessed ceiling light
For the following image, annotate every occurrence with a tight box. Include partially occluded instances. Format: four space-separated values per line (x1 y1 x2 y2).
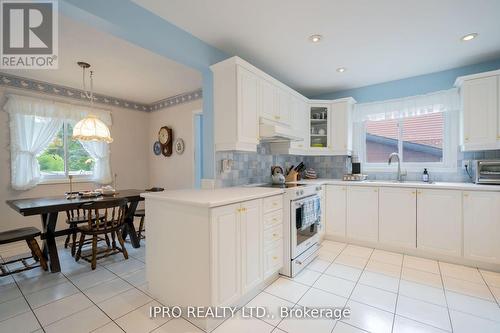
336 67 346 73
461 33 478 41
309 34 322 43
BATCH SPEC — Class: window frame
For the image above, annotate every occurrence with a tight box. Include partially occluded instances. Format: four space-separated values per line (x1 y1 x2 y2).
358 111 458 173
38 122 94 184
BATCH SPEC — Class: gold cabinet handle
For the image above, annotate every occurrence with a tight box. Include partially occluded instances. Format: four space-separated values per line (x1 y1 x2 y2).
272 218 278 222
463 193 469 197
412 191 416 194
417 191 422 195
272 256 278 260
272 233 278 237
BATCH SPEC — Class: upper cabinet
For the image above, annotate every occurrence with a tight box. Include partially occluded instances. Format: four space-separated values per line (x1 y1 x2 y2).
212 59 260 152
455 70 500 151
211 56 356 154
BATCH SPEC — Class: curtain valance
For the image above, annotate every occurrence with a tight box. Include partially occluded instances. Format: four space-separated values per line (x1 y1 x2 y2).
354 88 459 122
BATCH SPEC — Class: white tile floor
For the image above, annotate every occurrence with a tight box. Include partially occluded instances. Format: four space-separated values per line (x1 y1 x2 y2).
2 240 500 332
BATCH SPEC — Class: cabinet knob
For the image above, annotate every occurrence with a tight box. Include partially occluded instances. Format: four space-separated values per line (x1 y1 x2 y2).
272 218 278 222
273 233 278 237
417 191 422 195
464 137 469 141
412 191 416 194
463 193 469 197
272 256 278 260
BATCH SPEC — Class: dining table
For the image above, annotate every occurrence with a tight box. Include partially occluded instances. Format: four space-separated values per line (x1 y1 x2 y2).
6 189 144 272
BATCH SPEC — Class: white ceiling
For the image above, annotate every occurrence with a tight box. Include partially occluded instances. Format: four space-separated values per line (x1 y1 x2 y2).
2 16 202 104
133 0 500 97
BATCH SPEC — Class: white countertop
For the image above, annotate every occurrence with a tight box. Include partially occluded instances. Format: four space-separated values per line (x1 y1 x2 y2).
141 187 284 208
292 178 500 192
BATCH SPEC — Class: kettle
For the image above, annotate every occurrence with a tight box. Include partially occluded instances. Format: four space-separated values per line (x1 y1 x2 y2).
271 166 285 184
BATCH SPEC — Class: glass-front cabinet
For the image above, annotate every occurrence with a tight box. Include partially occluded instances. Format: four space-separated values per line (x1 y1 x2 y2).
309 104 331 151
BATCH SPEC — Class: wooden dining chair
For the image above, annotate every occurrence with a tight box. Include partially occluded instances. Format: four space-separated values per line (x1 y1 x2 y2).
75 198 129 270
0 227 48 276
64 208 110 256
135 187 164 239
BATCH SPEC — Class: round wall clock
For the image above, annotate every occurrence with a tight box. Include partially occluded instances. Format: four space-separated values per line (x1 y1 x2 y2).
174 138 185 154
158 126 173 156
153 141 161 156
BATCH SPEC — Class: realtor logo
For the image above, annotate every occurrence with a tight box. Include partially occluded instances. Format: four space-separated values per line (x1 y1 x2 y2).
1 0 58 69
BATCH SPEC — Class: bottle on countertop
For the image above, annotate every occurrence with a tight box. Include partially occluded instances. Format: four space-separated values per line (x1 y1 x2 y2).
422 168 429 182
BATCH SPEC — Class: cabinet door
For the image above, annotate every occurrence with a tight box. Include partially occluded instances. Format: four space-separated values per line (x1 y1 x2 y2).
379 187 416 249
290 97 308 150
260 79 277 121
347 187 379 242
309 104 331 150
417 189 462 257
240 199 263 293
276 88 291 125
462 76 498 148
330 101 351 152
237 67 259 144
463 191 500 263
211 203 241 306
325 185 347 238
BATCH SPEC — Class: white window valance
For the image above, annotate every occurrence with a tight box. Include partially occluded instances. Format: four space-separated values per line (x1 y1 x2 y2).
4 94 112 126
4 94 113 190
354 88 459 122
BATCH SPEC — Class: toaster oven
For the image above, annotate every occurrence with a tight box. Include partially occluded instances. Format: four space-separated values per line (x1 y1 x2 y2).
474 160 500 184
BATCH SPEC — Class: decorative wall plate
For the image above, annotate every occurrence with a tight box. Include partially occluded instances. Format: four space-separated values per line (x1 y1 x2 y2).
153 141 161 156
174 138 185 154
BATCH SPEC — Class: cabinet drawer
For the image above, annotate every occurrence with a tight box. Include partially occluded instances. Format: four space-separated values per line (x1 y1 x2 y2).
264 224 283 248
263 195 283 213
264 210 283 229
264 243 283 277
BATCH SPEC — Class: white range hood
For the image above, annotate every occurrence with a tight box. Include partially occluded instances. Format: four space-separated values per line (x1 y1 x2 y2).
259 119 303 142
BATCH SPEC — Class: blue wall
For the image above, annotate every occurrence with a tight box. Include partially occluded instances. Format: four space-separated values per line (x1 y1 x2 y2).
61 0 229 180
312 58 500 103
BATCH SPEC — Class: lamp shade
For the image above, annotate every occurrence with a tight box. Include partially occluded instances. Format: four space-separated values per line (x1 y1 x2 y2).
72 115 113 143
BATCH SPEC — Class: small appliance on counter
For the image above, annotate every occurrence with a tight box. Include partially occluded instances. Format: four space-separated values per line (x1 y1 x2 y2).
472 160 500 184
343 155 366 181
271 166 286 185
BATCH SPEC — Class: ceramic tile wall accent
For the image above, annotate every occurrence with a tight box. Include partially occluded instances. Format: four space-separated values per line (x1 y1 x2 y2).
215 144 500 187
215 143 348 187
366 149 500 183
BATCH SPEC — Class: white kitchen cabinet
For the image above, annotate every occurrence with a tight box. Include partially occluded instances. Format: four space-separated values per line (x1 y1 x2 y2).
330 98 355 154
308 103 331 152
379 187 416 249
325 185 347 238
455 71 500 151
276 87 291 125
210 203 242 306
212 59 259 151
260 78 277 121
347 186 379 242
289 96 309 151
240 199 263 294
417 189 462 257
463 191 500 264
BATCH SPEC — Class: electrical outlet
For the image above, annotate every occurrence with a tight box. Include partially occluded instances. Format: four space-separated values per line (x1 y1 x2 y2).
221 159 233 173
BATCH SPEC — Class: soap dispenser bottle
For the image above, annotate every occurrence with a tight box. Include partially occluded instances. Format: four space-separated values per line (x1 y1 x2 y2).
422 168 429 182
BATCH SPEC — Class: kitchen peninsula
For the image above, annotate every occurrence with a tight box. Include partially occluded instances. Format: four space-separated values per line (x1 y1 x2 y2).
141 187 285 330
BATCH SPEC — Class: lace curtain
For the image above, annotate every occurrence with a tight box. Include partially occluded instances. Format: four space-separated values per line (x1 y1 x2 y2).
354 88 460 122
4 94 113 190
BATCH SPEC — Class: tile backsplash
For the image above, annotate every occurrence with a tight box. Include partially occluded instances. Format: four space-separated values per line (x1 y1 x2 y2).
215 143 348 187
215 144 500 187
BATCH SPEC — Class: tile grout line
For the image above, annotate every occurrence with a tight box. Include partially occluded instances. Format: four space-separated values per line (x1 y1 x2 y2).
7 264 47 332
478 269 500 309
390 255 404 333
437 261 455 333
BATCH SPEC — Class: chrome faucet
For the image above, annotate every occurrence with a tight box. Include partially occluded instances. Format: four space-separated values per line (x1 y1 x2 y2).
388 152 406 182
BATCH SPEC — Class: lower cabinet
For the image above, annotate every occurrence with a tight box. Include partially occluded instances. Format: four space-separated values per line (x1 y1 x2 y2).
211 202 242 306
379 187 416 249
211 196 284 306
240 200 263 294
347 186 379 242
417 189 462 257
325 185 347 238
463 191 500 263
